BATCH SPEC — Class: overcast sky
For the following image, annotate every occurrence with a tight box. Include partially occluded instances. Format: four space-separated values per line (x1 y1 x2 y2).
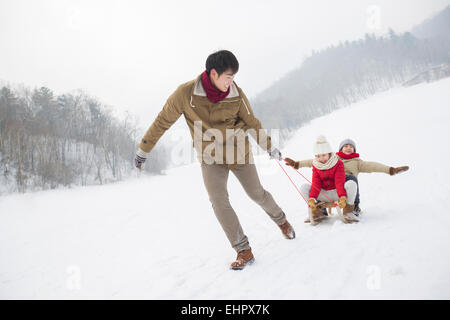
1 0 449 124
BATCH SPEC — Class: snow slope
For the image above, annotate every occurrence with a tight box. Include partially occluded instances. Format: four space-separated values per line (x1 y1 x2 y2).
1 78 450 299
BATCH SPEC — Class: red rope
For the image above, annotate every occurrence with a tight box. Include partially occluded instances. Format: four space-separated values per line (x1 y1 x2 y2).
290 166 336 204
277 159 337 207
275 160 309 205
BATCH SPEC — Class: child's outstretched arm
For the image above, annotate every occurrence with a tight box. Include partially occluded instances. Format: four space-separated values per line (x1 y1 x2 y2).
358 160 409 175
284 158 313 169
298 159 314 168
389 166 409 176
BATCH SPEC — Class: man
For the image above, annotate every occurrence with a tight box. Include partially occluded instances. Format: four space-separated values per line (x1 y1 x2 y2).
134 50 295 270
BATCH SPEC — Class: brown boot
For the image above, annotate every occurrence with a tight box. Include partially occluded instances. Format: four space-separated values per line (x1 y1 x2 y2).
230 249 255 270
279 220 296 239
342 204 359 223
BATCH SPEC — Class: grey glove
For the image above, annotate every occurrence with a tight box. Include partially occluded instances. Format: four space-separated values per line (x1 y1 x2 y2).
268 147 282 161
134 148 148 170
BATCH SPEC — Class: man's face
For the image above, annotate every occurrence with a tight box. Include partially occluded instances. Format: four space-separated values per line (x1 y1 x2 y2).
341 144 355 154
210 68 235 92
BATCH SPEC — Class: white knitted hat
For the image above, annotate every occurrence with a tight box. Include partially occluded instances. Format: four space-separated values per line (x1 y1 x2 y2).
313 135 333 155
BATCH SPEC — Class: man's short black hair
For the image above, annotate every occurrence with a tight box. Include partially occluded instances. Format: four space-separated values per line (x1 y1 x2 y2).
205 50 239 76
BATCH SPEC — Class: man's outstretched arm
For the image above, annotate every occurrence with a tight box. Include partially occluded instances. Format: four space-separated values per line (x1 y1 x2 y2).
135 91 184 169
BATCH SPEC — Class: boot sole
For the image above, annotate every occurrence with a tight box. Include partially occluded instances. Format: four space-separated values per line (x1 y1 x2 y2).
283 231 296 239
342 215 360 223
305 216 327 225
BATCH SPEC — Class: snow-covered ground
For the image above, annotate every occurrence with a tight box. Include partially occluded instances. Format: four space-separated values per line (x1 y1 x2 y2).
1 78 450 299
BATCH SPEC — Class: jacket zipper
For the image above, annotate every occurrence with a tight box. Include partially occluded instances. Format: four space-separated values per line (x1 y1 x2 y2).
241 99 251 115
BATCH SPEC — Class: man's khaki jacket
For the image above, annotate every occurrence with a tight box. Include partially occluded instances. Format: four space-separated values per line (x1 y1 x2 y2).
138 74 272 169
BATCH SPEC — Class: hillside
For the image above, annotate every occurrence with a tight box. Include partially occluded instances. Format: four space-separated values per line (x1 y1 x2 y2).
0 78 449 299
251 6 450 131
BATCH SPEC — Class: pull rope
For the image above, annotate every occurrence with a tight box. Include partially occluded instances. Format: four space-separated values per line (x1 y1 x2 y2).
275 159 309 205
276 159 337 207
290 165 336 205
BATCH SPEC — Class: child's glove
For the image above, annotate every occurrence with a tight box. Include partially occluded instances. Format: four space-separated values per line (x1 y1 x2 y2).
284 157 300 169
338 196 347 209
389 166 409 176
307 198 317 210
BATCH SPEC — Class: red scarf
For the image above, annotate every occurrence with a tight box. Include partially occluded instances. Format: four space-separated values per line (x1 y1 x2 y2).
337 152 360 159
201 70 230 103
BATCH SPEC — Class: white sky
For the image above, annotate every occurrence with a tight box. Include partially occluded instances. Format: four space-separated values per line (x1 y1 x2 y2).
1 0 449 124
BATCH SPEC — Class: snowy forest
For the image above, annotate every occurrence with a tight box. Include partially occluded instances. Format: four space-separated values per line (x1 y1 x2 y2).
252 6 450 130
0 86 168 194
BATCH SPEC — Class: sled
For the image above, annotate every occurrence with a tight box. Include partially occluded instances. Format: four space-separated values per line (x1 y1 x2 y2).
304 201 359 225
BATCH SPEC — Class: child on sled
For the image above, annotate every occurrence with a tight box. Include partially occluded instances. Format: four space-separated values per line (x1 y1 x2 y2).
288 135 359 224
285 138 409 215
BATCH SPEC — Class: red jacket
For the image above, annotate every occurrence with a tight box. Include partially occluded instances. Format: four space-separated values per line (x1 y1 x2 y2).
310 159 347 199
